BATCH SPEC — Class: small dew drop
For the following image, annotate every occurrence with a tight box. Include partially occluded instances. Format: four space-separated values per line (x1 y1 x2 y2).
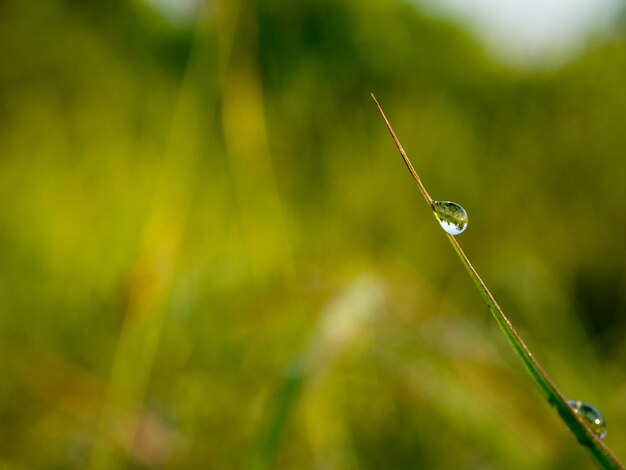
432 201 468 235
568 400 607 440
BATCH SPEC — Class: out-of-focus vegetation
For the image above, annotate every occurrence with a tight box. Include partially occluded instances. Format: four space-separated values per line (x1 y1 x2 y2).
0 0 624 468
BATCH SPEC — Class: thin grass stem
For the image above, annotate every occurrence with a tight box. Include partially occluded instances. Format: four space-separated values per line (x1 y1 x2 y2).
371 94 433 206
371 93 624 470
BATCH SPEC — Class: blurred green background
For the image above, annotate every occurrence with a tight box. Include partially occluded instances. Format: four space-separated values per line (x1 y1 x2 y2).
0 0 625 468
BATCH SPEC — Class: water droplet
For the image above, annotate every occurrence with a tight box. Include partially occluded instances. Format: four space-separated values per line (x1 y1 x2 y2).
432 201 468 235
568 400 607 440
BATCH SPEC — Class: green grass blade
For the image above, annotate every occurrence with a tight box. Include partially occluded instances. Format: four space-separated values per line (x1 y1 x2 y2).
371 93 625 470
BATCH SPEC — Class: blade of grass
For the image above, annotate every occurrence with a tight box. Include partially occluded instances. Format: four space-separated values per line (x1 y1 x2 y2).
87 9 216 469
371 93 624 470
255 275 385 469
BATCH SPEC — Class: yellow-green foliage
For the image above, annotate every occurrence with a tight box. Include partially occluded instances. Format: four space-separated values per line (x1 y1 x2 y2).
0 0 624 468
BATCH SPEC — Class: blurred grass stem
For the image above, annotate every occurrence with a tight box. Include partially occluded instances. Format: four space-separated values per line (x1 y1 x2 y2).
87 6 215 468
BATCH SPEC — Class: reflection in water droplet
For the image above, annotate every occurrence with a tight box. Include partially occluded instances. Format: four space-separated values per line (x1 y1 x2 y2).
568 400 607 440
432 201 468 235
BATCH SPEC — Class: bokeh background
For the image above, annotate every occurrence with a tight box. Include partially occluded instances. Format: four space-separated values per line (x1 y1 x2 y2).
0 0 625 468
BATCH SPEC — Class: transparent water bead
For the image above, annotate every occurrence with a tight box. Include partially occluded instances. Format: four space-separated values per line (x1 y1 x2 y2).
432 201 468 235
568 400 607 440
